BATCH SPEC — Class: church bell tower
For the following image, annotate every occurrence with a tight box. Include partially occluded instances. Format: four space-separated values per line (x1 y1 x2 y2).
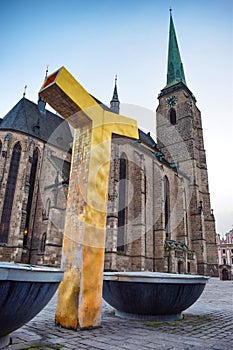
156 10 218 276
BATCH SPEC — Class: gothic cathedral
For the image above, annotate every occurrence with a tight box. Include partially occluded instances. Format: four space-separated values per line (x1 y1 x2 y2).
0 12 218 276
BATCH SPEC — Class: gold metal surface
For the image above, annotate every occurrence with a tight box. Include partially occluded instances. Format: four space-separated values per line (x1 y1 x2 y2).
39 66 138 329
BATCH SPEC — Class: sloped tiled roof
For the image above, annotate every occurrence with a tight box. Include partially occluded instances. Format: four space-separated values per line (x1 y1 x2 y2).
0 97 73 151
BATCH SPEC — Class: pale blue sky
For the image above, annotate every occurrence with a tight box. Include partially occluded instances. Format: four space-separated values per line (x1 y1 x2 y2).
0 0 232 235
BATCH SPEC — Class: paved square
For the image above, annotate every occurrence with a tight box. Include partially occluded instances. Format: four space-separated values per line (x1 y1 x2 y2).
6 278 233 350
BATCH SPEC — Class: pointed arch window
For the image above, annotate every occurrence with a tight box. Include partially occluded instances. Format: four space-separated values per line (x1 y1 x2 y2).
178 261 184 274
117 154 127 252
46 198 51 218
23 148 39 246
0 143 21 243
170 108 177 125
144 166 147 205
40 232 47 253
164 176 170 239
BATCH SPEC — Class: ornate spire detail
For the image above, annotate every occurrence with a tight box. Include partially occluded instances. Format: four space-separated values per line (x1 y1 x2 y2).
38 65 48 113
110 75 120 114
45 65 49 80
165 10 187 88
23 85 27 97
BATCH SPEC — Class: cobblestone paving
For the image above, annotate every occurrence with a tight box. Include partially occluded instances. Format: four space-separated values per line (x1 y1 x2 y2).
4 278 233 350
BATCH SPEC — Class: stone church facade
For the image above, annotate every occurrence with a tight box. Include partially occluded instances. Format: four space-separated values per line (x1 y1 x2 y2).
0 98 72 266
0 12 218 276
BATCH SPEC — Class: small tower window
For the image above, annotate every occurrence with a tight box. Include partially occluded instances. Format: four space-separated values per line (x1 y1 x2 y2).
170 108 177 125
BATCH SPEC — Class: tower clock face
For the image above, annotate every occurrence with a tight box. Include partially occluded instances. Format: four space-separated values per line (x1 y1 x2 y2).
166 95 177 107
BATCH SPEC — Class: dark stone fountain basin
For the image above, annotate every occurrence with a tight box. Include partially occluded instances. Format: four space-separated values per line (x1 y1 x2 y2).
0 262 63 348
103 271 208 321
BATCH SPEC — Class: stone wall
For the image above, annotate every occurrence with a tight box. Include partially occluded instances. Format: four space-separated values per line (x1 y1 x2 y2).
104 137 197 274
0 130 71 266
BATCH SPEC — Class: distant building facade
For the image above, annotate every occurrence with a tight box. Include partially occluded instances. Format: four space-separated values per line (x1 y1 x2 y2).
0 12 218 276
216 229 233 280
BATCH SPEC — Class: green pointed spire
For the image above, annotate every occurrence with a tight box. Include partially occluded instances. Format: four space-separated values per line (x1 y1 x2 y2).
166 9 187 88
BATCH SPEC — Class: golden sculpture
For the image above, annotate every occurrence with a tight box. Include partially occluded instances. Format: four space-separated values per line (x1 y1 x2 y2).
39 67 138 329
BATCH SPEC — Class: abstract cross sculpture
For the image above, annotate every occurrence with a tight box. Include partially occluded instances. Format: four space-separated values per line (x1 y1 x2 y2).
39 67 138 329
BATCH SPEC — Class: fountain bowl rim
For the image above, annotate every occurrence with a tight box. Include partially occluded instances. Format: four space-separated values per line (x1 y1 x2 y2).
0 262 64 282
103 271 209 284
